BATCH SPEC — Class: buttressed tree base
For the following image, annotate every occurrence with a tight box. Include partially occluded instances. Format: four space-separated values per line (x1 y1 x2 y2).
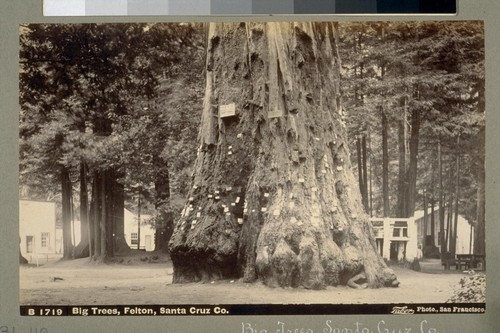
169 22 399 290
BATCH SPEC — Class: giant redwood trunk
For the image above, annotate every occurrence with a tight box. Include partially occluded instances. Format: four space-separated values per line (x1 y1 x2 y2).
169 22 399 289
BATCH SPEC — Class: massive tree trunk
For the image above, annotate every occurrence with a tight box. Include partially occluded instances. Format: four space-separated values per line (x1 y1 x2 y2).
169 22 398 289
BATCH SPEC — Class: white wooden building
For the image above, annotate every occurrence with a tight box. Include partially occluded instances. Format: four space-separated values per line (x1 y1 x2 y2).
19 199 59 263
371 207 473 262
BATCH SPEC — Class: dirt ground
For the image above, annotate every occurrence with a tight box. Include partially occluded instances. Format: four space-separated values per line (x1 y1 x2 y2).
19 252 468 305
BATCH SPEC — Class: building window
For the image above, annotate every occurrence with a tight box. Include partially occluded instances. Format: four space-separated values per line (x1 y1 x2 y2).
41 232 50 248
392 227 408 238
26 236 34 253
131 232 138 245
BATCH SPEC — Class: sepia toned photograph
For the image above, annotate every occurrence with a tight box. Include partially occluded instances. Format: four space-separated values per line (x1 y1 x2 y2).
18 21 485 313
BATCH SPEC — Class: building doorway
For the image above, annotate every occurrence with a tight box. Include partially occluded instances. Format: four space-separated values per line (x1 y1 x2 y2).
26 235 34 254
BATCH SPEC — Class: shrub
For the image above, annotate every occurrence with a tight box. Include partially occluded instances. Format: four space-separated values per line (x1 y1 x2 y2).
447 272 486 303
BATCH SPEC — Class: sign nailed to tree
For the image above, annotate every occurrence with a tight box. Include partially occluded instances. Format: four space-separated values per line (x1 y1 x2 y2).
268 108 283 119
219 103 236 118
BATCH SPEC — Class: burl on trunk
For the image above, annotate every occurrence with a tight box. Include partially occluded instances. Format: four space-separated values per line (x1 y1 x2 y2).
169 22 399 290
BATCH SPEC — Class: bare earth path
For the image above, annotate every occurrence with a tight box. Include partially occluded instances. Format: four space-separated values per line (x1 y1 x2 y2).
20 254 466 305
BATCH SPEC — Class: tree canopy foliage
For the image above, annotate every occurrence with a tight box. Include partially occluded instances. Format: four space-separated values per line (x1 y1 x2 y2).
20 23 205 258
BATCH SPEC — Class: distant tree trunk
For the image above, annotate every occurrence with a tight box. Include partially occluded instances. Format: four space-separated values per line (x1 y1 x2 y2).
381 107 390 217
100 171 107 259
361 135 369 212
423 190 427 250
368 133 373 217
445 193 452 250
109 170 128 254
396 104 407 217
451 138 460 257
356 138 363 203
90 115 129 259
154 158 173 252
474 127 485 256
356 137 368 213
404 107 420 216
61 165 73 260
430 197 436 247
397 104 420 218
438 138 447 257
169 22 399 289
137 195 142 250
74 162 90 258
92 172 101 259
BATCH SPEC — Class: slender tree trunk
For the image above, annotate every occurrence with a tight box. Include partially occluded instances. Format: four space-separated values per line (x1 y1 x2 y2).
451 138 460 257
430 198 436 247
92 172 101 259
74 162 90 258
154 157 173 252
423 190 427 251
445 193 452 251
169 22 399 289
474 127 485 256
368 133 373 217
356 138 364 203
137 195 141 250
61 166 73 260
438 138 447 258
111 171 128 254
404 107 420 217
381 107 390 217
397 106 407 217
100 171 107 259
361 135 369 213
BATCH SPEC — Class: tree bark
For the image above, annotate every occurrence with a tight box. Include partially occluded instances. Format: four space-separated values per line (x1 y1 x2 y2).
451 138 460 257
404 107 420 217
381 107 390 217
430 198 436 247
74 162 90 258
438 138 447 258
92 172 101 259
356 137 368 213
396 98 407 218
361 135 369 213
61 165 73 260
423 190 427 250
474 127 485 256
109 170 128 254
154 156 174 252
100 171 107 259
169 22 398 289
